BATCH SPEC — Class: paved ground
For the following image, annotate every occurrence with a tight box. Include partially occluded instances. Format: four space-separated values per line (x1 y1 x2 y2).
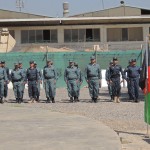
0 106 121 150
2 87 150 149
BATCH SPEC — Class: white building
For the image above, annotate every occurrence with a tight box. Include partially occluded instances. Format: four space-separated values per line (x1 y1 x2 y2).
0 5 150 51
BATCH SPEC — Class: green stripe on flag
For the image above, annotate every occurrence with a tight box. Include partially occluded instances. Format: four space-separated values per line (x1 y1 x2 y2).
145 93 150 124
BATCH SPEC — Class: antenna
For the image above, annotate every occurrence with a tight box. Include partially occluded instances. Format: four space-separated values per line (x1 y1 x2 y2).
101 0 104 9
16 0 24 12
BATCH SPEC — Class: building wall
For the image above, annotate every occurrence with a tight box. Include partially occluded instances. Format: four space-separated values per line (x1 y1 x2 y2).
7 23 150 51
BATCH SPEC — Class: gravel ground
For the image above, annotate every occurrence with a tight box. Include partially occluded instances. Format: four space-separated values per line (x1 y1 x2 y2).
3 87 150 149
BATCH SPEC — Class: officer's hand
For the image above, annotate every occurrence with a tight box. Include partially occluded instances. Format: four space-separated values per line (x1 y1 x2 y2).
54 80 56 84
40 80 42 84
65 80 68 83
109 80 113 84
7 81 10 84
76 80 78 83
86 80 89 83
80 82 82 85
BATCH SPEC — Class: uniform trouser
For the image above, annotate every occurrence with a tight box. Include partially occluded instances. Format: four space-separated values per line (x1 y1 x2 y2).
111 77 121 97
4 84 8 98
127 80 132 99
107 83 112 96
88 79 99 98
28 81 37 99
0 80 4 98
67 80 78 98
77 82 81 97
13 81 22 99
21 81 25 98
36 81 41 98
44 79 56 99
129 78 139 99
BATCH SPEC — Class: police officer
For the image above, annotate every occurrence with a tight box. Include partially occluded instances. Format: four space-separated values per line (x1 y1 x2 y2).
0 61 8 104
124 60 132 100
125 59 141 102
85 56 102 103
34 62 42 102
43 60 57 103
1 61 9 100
74 62 83 101
105 60 113 101
108 57 125 103
26 60 39 103
18 61 26 101
10 63 25 103
64 60 79 102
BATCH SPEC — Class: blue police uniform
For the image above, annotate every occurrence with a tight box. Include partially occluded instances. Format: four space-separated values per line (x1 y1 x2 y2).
64 62 79 102
0 66 8 103
10 64 25 103
108 58 125 102
26 63 39 102
43 64 57 103
125 60 141 102
85 56 102 102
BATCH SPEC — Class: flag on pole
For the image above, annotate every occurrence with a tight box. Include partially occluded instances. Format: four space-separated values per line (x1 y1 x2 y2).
139 42 150 125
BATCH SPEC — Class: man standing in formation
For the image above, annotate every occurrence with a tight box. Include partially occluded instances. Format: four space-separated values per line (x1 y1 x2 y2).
85 56 102 103
43 60 57 103
74 62 83 101
1 61 9 101
64 60 79 102
26 61 40 103
124 59 142 102
18 61 26 101
0 61 8 104
105 60 113 100
34 62 42 102
10 63 25 103
107 57 125 103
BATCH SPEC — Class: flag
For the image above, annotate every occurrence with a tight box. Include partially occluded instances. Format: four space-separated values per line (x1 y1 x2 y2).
139 46 150 125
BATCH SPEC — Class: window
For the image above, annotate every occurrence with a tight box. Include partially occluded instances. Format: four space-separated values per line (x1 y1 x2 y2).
79 29 86 42
64 28 100 43
72 29 78 42
29 30 35 43
36 30 43 43
21 29 58 43
107 27 143 42
51 30 58 43
43 30 50 42
64 29 71 43
21 30 28 44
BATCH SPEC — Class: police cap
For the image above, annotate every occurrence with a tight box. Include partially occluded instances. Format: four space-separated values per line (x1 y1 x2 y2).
29 60 34 64
113 57 118 61
90 56 96 60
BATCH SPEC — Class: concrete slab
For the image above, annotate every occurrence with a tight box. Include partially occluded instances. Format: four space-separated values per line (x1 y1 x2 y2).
0 105 121 150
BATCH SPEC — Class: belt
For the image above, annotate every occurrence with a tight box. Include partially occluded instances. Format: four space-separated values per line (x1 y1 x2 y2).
88 77 99 80
28 79 36 81
45 77 54 79
13 79 22 82
68 78 77 80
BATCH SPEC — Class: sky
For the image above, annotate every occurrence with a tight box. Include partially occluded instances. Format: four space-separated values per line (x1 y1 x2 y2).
0 0 150 17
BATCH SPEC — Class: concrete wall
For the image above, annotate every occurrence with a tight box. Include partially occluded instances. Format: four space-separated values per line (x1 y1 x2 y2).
7 23 150 51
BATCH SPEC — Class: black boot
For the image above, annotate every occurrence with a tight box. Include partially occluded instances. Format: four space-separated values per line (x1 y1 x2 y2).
46 98 50 103
16 98 19 103
0 97 4 104
74 96 77 102
94 98 98 103
70 97 73 103
76 97 80 102
18 98 22 104
52 97 55 103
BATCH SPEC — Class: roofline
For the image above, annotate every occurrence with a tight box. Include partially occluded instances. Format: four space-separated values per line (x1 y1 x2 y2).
0 16 150 22
0 8 52 18
70 5 150 17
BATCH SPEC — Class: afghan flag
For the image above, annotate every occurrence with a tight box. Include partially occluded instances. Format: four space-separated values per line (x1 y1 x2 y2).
139 47 150 125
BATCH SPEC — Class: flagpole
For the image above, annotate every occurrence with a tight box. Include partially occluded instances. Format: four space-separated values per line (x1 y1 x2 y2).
146 36 149 137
